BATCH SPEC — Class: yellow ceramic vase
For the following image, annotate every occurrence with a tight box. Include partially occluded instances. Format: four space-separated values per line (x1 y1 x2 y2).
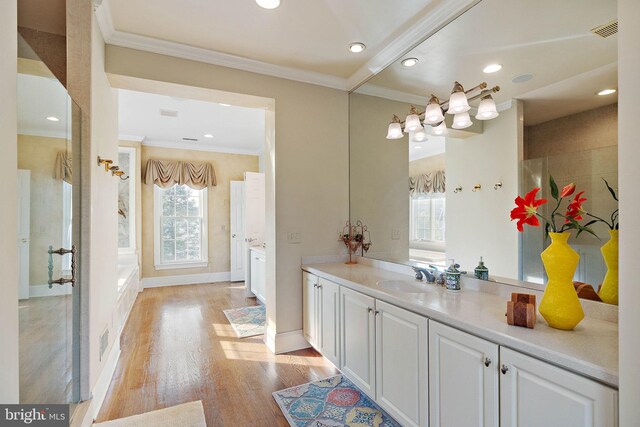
539 232 585 330
598 229 619 305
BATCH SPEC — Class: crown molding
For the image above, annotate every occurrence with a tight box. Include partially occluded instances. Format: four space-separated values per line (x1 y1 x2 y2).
142 139 263 156
346 0 481 91
355 84 427 106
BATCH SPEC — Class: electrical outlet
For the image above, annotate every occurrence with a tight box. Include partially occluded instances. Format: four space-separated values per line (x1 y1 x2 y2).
287 231 301 244
391 228 400 240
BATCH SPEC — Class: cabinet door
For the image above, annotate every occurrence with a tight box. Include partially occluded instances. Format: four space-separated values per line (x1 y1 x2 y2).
318 278 340 367
340 287 376 397
375 300 428 427
256 255 266 302
500 347 618 427
302 272 318 348
250 255 260 296
429 320 499 427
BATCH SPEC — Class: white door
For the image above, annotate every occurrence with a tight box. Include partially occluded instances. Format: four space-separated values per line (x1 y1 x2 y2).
302 272 318 349
244 172 265 245
429 320 499 427
318 278 340 367
230 181 245 282
340 286 376 398
17 170 31 300
500 347 617 427
375 300 428 427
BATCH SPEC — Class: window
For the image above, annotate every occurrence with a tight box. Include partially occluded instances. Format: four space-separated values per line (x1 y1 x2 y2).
410 194 446 243
154 184 208 269
118 147 136 254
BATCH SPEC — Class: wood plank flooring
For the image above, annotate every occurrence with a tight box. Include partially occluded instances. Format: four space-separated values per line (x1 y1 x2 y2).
96 282 338 426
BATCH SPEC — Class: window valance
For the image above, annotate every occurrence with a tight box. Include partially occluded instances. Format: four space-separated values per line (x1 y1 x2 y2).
409 170 445 197
53 152 72 184
143 158 217 189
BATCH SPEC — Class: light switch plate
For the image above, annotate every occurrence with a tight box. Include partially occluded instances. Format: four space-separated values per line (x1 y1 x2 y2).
391 228 400 240
287 231 301 244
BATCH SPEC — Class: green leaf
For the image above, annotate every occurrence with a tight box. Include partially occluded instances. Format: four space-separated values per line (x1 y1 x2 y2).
544 222 551 239
602 178 618 201
550 175 559 200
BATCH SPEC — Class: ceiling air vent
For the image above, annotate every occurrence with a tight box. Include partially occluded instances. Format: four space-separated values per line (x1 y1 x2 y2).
590 20 618 38
182 137 198 142
159 109 178 117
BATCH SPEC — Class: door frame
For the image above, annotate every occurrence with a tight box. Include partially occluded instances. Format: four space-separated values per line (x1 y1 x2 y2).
230 181 245 282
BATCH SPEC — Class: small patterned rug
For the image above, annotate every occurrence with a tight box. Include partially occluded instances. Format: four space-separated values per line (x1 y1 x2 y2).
273 374 401 427
223 304 265 338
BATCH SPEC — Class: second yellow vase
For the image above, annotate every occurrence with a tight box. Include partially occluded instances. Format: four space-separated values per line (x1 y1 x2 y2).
598 229 619 305
539 232 585 330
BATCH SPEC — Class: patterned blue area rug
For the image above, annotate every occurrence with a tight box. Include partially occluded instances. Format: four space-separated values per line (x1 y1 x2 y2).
222 304 265 338
273 374 401 427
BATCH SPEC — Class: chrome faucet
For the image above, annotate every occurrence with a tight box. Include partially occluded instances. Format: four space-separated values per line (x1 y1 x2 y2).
412 266 437 283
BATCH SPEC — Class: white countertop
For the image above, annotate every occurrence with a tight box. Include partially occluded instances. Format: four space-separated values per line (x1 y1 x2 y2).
250 246 266 255
303 262 618 388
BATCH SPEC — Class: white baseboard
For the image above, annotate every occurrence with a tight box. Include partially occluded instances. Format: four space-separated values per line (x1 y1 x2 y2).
265 328 311 354
90 339 121 421
29 283 73 298
141 271 231 289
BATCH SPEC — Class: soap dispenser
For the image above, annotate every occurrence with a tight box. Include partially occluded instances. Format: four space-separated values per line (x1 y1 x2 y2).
474 257 489 281
445 259 462 292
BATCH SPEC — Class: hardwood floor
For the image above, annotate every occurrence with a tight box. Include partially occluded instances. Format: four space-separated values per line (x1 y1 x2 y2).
19 295 73 404
96 282 338 426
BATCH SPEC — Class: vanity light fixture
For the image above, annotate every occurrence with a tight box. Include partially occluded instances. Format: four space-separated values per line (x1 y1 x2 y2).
203 134 214 139
46 116 60 122
349 42 366 53
483 64 502 74
413 128 428 142
256 0 280 9
401 58 419 67
385 81 500 139
597 88 617 96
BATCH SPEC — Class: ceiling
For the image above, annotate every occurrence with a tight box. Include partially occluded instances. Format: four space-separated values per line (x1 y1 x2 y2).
17 72 71 139
361 0 618 125
96 0 480 90
118 89 266 155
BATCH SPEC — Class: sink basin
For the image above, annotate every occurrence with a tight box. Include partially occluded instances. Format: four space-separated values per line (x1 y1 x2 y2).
377 280 432 293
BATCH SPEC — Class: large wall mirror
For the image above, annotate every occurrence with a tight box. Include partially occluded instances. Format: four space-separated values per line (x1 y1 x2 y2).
349 0 618 304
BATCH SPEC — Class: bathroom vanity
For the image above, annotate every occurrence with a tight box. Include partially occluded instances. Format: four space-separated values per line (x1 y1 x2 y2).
249 246 266 303
301 262 618 427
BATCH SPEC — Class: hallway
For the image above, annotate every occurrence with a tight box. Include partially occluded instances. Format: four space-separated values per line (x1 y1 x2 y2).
96 282 338 426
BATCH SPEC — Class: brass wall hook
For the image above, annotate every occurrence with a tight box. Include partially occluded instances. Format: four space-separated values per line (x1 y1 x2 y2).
473 184 482 192
97 156 113 172
453 186 463 194
494 182 503 190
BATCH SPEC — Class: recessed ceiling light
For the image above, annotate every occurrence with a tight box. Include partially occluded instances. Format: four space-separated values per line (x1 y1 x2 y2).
414 145 423 149
349 42 366 53
46 116 60 122
204 134 214 139
401 58 419 67
483 64 502 74
256 0 280 9
597 88 617 96
512 74 534 84
219 103 231 107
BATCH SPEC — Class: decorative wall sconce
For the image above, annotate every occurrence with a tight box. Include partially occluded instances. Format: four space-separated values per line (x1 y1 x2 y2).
494 182 503 190
453 186 463 194
473 184 482 192
386 81 501 139
97 156 129 180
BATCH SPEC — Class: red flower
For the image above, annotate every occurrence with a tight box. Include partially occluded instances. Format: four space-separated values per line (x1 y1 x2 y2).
561 183 576 198
510 188 548 232
565 191 587 223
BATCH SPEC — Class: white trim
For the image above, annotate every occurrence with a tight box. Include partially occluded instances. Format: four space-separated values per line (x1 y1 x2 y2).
265 329 310 355
118 146 137 254
355 84 427 106
18 128 71 140
29 283 73 298
141 271 231 288
142 139 263 156
153 185 208 269
89 339 121 421
346 0 481 90
95 0 479 92
62 181 73 272
118 134 145 142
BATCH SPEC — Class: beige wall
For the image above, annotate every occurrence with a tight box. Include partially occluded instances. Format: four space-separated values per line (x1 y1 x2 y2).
350 92 415 261
409 153 446 177
140 146 259 278
0 0 19 403
17 134 68 286
525 103 618 160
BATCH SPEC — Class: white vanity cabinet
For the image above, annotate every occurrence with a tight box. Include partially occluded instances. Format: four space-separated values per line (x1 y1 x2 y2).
249 249 266 303
302 272 318 348
429 320 499 427
318 278 340 367
499 347 618 427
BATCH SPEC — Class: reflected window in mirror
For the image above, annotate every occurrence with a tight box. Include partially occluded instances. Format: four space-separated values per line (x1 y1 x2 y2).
118 147 136 253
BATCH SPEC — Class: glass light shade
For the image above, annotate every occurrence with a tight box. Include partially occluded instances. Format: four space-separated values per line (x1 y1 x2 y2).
432 122 446 135
386 122 404 139
447 91 470 114
476 97 499 120
256 0 280 9
452 112 473 129
413 128 428 142
424 103 444 124
404 114 423 133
